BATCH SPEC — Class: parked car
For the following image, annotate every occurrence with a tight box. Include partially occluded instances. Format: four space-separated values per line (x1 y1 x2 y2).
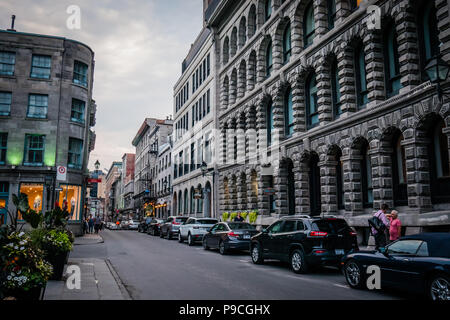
160 216 189 239
178 217 218 245
147 219 165 236
138 217 153 233
202 222 258 255
128 220 139 230
250 216 358 273
109 222 120 230
342 233 450 300
120 220 130 230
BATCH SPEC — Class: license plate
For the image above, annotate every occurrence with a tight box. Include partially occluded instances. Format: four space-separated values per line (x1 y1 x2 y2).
335 249 344 255
243 235 251 239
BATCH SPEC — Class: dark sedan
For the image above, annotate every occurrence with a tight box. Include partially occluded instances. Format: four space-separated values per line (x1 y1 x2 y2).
342 233 450 300
146 219 165 236
202 222 259 255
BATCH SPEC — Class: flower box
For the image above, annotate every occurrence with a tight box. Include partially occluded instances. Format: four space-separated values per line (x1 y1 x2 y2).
3 285 44 301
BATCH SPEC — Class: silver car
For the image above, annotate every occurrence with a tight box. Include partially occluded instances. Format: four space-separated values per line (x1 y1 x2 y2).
178 217 219 246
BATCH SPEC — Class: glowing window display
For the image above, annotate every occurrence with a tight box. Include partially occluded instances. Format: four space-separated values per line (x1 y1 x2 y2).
19 183 44 219
58 185 82 221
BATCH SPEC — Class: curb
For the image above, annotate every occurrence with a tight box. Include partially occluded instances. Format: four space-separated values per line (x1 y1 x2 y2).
74 234 105 246
105 259 132 300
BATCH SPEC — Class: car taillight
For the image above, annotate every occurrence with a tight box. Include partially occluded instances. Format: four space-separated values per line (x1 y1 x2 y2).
314 249 327 254
156 224 160 226
228 231 239 238
172 222 180 225
309 231 328 237
349 231 357 236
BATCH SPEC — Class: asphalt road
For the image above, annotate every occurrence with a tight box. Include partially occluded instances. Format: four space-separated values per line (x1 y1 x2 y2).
72 229 406 300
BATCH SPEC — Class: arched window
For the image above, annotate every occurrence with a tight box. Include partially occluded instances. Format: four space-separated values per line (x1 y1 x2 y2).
266 100 274 145
265 0 272 22
304 2 315 48
384 22 402 97
284 87 294 136
223 37 229 65
283 23 292 64
336 150 345 210
419 2 440 79
354 44 368 108
309 153 321 215
331 59 342 118
197 184 203 213
428 118 450 203
392 132 407 206
361 143 373 208
328 0 336 30
178 190 182 214
233 135 238 160
306 73 319 128
266 40 273 77
190 187 195 214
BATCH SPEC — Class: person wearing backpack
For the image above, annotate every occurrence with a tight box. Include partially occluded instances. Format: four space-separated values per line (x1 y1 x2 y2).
369 203 390 249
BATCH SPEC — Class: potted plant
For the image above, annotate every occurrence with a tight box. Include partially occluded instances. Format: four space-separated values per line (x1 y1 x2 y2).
0 229 53 300
40 229 73 280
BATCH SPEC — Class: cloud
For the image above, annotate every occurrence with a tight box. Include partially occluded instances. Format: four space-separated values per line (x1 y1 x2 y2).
1 0 202 171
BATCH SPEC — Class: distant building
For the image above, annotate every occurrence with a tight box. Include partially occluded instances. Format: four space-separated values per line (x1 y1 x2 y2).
104 162 122 222
132 118 173 219
154 135 173 219
0 28 96 236
119 153 135 220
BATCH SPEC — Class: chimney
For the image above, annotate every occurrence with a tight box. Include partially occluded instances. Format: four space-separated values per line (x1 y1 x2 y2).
7 15 16 32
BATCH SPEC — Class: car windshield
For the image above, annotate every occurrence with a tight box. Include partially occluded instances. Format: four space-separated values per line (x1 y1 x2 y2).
228 223 255 230
176 217 188 223
311 219 350 234
197 219 218 225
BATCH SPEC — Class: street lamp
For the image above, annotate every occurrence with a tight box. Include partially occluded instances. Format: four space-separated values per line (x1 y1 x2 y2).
94 160 100 171
425 54 450 102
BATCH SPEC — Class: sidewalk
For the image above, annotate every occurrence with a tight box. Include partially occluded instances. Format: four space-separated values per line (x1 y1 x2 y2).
44 234 131 300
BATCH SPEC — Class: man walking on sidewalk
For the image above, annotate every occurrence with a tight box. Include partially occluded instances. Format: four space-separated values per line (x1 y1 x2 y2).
370 204 390 249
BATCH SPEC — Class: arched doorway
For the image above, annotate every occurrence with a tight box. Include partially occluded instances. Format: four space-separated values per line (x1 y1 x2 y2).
308 153 321 216
204 181 212 217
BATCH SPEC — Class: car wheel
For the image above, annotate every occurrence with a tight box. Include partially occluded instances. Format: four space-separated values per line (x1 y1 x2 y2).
188 234 194 246
178 233 183 243
159 229 164 238
429 274 450 301
290 249 308 274
344 259 364 289
202 238 209 250
219 241 227 255
166 230 172 240
251 243 264 264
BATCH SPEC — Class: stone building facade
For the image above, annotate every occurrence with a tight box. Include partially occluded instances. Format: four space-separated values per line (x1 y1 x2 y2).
0 29 96 236
154 137 173 219
172 23 218 219
104 161 122 222
207 0 450 241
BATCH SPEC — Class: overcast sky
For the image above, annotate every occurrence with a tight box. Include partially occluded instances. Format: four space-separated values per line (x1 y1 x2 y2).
0 0 203 172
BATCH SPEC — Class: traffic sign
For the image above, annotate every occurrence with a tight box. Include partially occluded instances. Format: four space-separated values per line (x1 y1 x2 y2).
57 166 67 181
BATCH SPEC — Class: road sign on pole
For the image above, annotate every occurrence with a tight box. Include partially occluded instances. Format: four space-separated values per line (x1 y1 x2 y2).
57 166 67 181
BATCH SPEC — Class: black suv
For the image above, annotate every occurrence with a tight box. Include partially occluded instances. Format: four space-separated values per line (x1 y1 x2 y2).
250 216 358 273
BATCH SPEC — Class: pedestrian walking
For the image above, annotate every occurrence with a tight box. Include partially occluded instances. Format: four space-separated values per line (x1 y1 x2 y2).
234 212 244 222
88 215 94 234
369 203 390 249
387 210 401 243
83 218 89 234
94 217 101 234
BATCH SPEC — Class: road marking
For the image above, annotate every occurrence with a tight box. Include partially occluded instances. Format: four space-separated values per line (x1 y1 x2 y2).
333 283 349 289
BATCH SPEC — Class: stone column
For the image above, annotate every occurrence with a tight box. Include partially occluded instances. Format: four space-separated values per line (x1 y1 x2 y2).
272 93 284 143
319 155 338 215
436 0 450 62
227 118 236 165
258 171 272 216
237 173 248 211
342 149 364 216
230 70 237 105
403 135 432 212
247 53 257 91
363 30 385 106
292 79 306 133
395 0 421 93
236 117 246 165
337 44 357 114
316 60 333 124
246 168 258 210
230 176 238 211
295 159 311 214
370 143 394 211
256 100 267 161
313 0 329 37
245 106 257 163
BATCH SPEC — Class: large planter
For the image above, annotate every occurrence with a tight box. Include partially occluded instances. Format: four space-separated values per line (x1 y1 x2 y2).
3 285 44 301
46 251 69 281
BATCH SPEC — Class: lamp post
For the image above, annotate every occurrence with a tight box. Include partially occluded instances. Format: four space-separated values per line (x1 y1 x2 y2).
424 54 450 102
201 161 215 218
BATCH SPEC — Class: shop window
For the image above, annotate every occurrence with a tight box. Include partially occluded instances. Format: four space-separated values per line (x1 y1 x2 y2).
19 183 44 218
309 153 321 216
306 73 319 128
197 184 203 213
58 185 82 221
392 133 408 206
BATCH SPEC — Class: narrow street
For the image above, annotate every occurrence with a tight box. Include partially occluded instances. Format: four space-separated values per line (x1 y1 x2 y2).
72 229 406 300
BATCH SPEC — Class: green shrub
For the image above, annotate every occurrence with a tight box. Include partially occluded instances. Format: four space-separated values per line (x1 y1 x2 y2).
249 211 258 224
221 212 229 222
229 212 238 221
240 212 249 220
41 229 73 254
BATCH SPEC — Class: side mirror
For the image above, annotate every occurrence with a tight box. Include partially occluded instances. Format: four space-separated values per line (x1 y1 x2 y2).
379 247 388 255
262 228 268 233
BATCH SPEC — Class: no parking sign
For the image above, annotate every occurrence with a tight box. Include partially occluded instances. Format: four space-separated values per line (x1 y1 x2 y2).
57 166 67 181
